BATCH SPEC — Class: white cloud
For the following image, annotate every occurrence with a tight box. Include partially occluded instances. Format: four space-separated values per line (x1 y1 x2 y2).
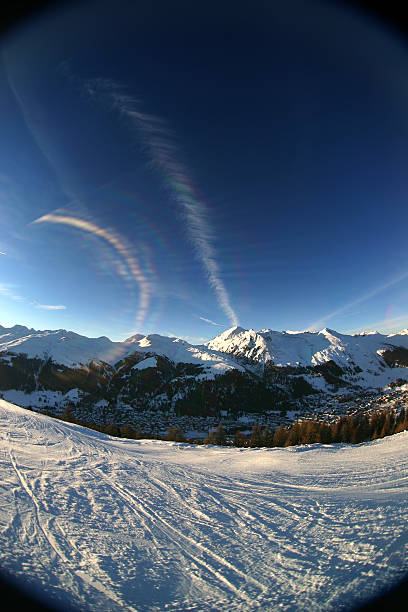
34 303 67 310
0 284 24 302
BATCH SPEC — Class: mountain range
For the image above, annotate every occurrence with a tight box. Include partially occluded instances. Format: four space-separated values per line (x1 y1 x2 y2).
1 323 408 421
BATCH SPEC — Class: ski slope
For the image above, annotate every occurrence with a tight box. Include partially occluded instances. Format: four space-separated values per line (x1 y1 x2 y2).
1 399 407 611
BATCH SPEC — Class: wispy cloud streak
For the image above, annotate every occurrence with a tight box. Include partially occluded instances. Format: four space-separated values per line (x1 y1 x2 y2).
34 303 66 310
0 284 24 302
199 316 224 327
309 270 408 331
32 213 151 329
346 313 408 335
83 78 238 327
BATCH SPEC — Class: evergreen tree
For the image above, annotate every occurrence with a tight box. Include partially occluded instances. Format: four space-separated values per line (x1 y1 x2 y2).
319 421 332 444
203 430 216 444
249 424 263 448
174 426 186 442
379 411 394 439
262 425 275 447
61 404 75 422
358 414 370 442
203 423 227 445
233 430 246 447
332 417 345 443
104 421 120 437
165 426 179 441
214 423 227 446
337 416 353 443
285 422 302 447
133 426 143 439
350 416 365 444
370 410 385 440
395 408 408 433
120 423 135 439
273 426 288 448
301 420 321 444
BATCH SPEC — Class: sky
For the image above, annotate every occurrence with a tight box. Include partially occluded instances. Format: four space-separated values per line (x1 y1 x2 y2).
1 0 408 343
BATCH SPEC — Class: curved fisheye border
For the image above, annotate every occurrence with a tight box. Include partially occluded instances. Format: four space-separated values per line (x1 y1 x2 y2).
1 1 407 610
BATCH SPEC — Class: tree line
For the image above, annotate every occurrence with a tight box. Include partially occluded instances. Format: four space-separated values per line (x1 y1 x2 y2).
226 406 408 448
31 404 408 448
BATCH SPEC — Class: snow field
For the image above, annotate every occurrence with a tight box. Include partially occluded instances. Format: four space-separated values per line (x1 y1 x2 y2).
1 399 407 611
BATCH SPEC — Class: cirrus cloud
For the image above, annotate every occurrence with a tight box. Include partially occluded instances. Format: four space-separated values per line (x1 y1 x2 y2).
80 76 238 327
34 303 67 310
0 284 24 302
199 316 224 327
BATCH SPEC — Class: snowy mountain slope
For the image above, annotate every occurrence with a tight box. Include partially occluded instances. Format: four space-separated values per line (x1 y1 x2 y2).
206 326 328 365
1 324 408 414
1 399 407 611
206 325 408 370
126 333 244 374
0 325 242 374
0 325 126 367
2 323 408 375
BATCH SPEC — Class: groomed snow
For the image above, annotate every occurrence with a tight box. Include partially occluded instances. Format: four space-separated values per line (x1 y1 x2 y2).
1 399 408 611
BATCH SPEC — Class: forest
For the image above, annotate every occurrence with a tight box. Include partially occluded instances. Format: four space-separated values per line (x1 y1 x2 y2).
33 404 408 449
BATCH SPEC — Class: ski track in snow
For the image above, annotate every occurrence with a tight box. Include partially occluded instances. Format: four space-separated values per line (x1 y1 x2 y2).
1 400 408 611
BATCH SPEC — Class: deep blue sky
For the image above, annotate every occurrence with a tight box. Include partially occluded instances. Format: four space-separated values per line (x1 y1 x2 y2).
1 0 408 342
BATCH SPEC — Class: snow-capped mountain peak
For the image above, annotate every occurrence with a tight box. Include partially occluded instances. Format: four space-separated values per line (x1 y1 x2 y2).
208 325 247 342
1 323 408 390
388 328 408 337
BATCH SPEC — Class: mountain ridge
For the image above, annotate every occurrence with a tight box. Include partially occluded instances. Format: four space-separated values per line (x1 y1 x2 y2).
2 323 408 372
1 323 408 421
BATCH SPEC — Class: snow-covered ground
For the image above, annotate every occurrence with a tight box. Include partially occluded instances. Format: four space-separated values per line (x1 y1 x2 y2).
1 399 407 611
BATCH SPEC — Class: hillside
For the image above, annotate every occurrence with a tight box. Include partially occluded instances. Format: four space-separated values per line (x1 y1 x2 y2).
1 324 408 426
1 399 407 611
